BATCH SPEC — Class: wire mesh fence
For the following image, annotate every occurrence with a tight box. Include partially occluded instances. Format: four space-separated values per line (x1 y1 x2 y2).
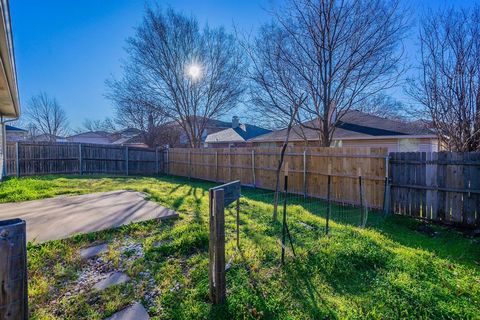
239 179 385 238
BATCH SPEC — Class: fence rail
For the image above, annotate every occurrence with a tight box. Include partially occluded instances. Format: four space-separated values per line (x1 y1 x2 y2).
6 142 163 177
166 147 388 209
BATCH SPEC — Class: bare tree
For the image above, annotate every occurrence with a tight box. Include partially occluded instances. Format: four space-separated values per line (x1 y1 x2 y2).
25 93 69 141
268 0 409 146
82 118 116 133
107 6 245 147
409 6 480 152
244 24 307 220
361 93 406 120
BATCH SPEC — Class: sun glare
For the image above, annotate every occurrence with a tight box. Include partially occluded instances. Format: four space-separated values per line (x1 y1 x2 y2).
186 63 202 80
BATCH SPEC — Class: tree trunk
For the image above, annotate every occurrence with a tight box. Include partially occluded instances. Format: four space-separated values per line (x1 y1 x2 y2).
272 115 298 220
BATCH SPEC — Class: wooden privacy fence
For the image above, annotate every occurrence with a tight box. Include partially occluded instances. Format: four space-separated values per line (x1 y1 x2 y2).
389 152 480 226
166 147 388 208
6 142 163 177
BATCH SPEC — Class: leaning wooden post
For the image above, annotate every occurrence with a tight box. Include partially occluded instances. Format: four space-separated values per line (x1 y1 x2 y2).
125 146 129 176
15 142 19 177
208 188 226 304
78 144 83 175
251 149 256 188
0 218 28 319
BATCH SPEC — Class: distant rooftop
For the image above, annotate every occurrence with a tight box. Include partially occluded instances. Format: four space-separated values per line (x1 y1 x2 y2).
251 110 435 143
5 124 27 132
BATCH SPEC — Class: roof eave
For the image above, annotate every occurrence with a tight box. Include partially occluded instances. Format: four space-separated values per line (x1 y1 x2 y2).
0 0 19 118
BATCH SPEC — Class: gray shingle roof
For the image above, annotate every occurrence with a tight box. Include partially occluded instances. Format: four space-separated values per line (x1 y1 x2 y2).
205 124 272 143
251 110 435 143
6 125 27 132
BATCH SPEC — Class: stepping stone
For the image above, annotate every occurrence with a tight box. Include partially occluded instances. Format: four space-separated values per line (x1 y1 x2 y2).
105 302 150 320
93 272 130 291
80 243 108 259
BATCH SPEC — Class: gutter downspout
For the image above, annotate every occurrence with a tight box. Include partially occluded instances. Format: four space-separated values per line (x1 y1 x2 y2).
1 115 19 179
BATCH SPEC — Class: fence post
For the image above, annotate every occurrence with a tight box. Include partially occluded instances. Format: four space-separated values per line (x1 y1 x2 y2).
303 150 307 197
228 148 232 181
78 144 82 175
125 146 129 176
359 175 367 227
281 162 296 265
215 151 218 182
236 198 240 248
15 142 19 177
208 188 226 304
155 147 159 175
0 218 28 319
166 148 169 175
251 149 256 188
326 175 331 235
188 149 192 179
383 155 390 215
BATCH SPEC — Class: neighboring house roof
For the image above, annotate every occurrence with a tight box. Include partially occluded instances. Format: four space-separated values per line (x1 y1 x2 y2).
164 116 238 144
205 124 272 144
66 129 148 146
66 131 112 144
251 110 436 143
67 131 110 139
114 127 142 137
0 0 19 117
5 124 27 132
33 134 66 142
165 117 232 132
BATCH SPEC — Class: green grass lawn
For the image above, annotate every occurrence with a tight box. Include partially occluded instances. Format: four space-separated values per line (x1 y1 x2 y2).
1 175 479 319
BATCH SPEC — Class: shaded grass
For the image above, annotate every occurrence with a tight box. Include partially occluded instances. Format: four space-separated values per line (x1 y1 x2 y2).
1 175 479 319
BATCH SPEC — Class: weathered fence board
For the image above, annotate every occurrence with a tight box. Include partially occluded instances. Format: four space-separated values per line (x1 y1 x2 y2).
167 147 388 208
6 142 160 177
389 151 480 226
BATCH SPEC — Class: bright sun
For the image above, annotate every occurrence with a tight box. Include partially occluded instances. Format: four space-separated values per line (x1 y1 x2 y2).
187 64 202 80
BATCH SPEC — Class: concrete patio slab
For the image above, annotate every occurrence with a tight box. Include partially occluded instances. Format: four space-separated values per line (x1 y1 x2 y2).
105 302 150 320
0 190 178 243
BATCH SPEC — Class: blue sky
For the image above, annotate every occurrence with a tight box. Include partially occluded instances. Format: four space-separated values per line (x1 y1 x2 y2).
10 0 476 129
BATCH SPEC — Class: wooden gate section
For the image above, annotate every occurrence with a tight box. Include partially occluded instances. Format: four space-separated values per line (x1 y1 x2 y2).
389 152 480 226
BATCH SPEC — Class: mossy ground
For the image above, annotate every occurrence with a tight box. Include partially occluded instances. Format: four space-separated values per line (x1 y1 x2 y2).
1 175 479 319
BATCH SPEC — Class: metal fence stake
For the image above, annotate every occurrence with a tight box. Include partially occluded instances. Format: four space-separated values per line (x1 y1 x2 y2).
251 149 256 188
303 150 307 197
125 146 129 176
15 142 19 177
78 144 82 175
155 147 158 175
326 175 331 235
215 151 218 182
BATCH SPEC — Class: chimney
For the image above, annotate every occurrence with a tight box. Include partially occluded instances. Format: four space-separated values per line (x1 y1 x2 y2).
232 116 239 129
